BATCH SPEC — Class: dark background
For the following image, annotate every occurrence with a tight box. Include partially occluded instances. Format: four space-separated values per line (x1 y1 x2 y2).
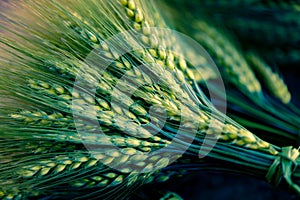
137 172 299 200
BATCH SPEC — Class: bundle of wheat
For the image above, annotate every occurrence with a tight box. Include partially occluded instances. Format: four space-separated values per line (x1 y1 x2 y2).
0 0 300 199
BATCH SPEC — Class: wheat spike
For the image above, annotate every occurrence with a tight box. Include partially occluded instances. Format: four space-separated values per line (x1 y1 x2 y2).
246 52 291 104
